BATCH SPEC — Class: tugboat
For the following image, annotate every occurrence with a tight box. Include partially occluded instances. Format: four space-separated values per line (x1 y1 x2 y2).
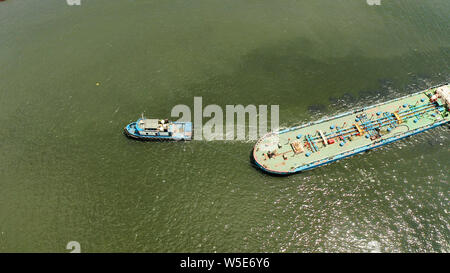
124 115 192 141
253 83 450 175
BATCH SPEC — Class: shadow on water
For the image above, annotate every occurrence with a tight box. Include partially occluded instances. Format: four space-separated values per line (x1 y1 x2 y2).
175 37 449 118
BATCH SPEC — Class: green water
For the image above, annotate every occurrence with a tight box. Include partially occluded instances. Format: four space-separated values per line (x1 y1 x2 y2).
0 0 449 252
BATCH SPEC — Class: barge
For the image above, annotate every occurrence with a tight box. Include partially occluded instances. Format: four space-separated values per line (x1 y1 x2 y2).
124 116 192 141
253 84 450 175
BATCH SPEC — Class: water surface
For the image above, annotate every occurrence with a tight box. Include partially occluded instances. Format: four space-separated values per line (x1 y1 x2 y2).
0 0 449 252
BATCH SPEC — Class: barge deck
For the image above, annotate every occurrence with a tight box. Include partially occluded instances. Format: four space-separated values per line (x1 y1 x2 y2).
253 84 450 175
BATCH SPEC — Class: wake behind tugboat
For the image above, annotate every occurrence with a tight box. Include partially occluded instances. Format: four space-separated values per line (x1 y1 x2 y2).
253 84 450 175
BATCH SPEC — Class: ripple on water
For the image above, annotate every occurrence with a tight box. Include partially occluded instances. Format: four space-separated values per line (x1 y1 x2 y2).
250 124 449 252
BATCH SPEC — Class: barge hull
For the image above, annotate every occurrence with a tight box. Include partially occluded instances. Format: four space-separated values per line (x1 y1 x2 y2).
253 84 450 175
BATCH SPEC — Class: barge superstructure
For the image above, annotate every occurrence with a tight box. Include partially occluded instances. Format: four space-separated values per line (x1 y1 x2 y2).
253 84 450 175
